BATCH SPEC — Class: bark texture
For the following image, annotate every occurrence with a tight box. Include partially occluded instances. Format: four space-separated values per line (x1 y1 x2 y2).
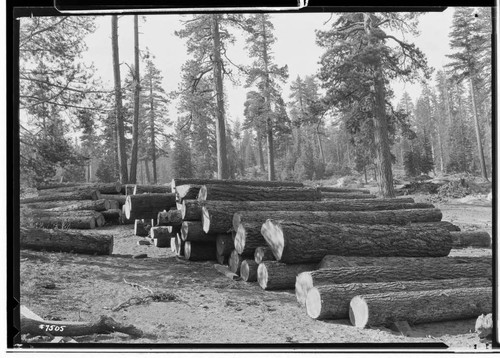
101 209 122 225
184 241 216 261
321 192 376 200
240 259 259 282
157 209 183 226
261 220 453 264
201 207 234 234
181 200 203 221
198 185 321 202
101 194 127 206
172 178 303 190
132 184 171 194
20 190 101 204
451 232 491 248
254 246 275 264
306 277 492 320
257 261 317 290
124 193 176 219
234 222 266 256
349 287 492 328
317 187 370 194
175 184 201 202
20 227 113 255
181 221 217 242
44 199 110 212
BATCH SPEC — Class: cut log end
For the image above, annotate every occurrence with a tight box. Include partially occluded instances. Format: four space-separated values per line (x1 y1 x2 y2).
181 221 188 241
240 259 258 282
198 185 208 201
202 206 210 233
305 287 322 319
349 296 369 328
257 263 269 289
295 272 314 306
260 219 284 261
184 241 192 260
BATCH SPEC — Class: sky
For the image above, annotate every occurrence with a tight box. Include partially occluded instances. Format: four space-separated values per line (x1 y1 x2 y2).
80 9 457 127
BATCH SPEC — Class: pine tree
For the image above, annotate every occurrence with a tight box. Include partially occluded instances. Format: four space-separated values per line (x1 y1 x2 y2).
172 120 194 178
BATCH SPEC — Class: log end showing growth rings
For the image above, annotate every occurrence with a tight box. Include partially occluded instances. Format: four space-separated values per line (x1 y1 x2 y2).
305 287 322 319
295 272 314 306
201 206 210 233
349 296 369 328
198 185 208 201
260 219 284 261
257 263 268 289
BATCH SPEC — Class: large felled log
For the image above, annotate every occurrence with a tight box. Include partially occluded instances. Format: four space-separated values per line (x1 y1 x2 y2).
349 287 493 328
240 259 259 282
199 199 430 230
257 261 317 290
37 182 122 194
234 222 267 256
28 209 105 229
306 277 492 320
232 208 443 232
101 194 127 206
201 207 234 234
451 232 491 248
132 184 171 194
157 209 183 226
172 178 304 191
36 182 90 190
229 250 251 275
254 246 275 264
295 262 492 306
180 200 203 221
261 220 453 264
21 305 142 337
101 209 122 225
184 241 216 261
181 221 216 242
316 186 370 194
318 255 492 269
321 192 376 200
20 227 113 255
198 185 322 202
411 221 460 232
20 190 101 204
124 193 177 220
44 199 110 212
175 184 201 202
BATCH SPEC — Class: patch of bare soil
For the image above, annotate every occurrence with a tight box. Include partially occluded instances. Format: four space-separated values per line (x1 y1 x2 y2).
19 196 493 350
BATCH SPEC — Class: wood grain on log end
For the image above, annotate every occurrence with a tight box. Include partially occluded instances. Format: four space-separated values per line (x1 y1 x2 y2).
260 219 284 261
240 259 258 282
349 296 369 328
201 206 211 233
295 271 314 305
257 262 269 289
170 237 176 252
254 246 275 264
305 287 322 319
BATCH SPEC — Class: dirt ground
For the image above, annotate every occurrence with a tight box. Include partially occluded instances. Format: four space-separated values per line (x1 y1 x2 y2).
18 194 494 351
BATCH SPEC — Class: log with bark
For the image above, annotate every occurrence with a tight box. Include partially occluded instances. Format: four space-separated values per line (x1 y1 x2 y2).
134 220 149 237
44 199 110 212
295 262 492 306
318 255 492 269
184 241 216 261
37 182 122 194
216 234 234 257
101 194 127 206
349 287 492 328
229 250 252 275
20 305 142 337
306 277 492 320
257 261 317 290
451 232 491 248
199 199 431 230
157 209 183 226
201 207 234 234
20 190 101 204
171 178 304 191
36 182 91 190
132 184 172 194
232 208 443 232
234 222 267 256
20 227 113 255
254 246 275 264
100 209 122 225
411 221 461 232
316 186 371 194
175 184 201 202
107 200 120 210
261 220 453 264
198 185 322 202
150 226 170 240
180 200 203 221
181 221 217 242
123 193 177 220
321 192 376 200
28 209 104 229
240 259 259 282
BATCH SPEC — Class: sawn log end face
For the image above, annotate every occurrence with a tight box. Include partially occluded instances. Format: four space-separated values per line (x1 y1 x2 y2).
349 296 369 328
260 219 284 261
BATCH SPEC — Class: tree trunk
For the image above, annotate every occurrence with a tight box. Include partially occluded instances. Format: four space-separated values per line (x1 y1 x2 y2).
111 15 128 184
257 261 317 290
129 15 140 184
211 14 229 179
233 208 442 232
451 231 491 248
469 77 488 181
350 287 492 328
261 221 453 264
144 159 151 184
307 277 492 320
240 259 259 282
234 221 266 256
181 200 203 221
184 241 216 261
175 184 201 202
295 262 491 306
20 190 101 204
198 185 321 202
20 306 142 337
181 221 217 242
229 249 251 275
20 227 113 255
318 255 492 269
256 129 266 173
101 209 122 225
172 178 303 190
261 17 275 181
149 76 157 184
44 199 110 212
254 246 275 264
216 233 234 261
123 194 177 220
321 192 376 200
133 184 172 194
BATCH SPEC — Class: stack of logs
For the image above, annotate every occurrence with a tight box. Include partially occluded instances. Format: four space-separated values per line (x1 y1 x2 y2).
165 178 492 331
